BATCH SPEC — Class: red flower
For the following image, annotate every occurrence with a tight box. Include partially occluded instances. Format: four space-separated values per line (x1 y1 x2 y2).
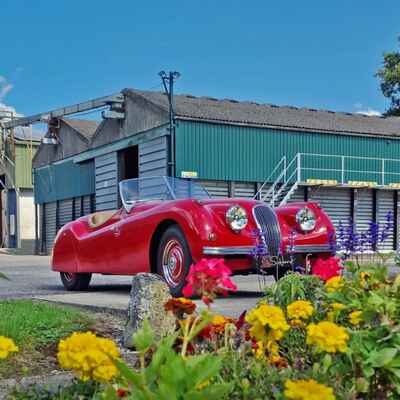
312 256 342 281
116 388 129 398
182 258 238 305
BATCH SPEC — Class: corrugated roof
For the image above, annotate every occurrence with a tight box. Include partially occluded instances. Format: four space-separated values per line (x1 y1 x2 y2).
14 126 44 142
125 89 400 137
62 118 100 140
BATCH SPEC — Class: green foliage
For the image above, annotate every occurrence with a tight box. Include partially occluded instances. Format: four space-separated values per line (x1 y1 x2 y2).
8 380 99 400
0 300 93 380
376 37 400 116
0 300 93 347
263 272 325 308
109 321 232 400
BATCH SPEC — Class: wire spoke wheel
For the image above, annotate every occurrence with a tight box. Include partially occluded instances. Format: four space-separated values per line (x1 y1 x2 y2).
162 239 185 288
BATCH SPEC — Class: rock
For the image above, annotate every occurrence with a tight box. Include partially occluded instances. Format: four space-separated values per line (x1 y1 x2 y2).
123 273 176 349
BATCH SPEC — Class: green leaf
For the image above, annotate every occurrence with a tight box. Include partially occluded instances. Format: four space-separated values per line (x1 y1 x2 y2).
186 354 222 388
388 368 400 379
133 319 155 352
322 354 332 373
369 348 398 368
187 383 232 400
114 358 142 386
0 272 10 280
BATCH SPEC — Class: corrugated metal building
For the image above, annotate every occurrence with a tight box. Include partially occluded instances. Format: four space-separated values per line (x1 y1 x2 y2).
33 89 400 253
0 126 42 252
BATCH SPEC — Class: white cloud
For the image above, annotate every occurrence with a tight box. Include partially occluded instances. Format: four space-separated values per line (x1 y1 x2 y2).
0 75 13 102
356 108 382 117
0 103 19 118
353 103 382 117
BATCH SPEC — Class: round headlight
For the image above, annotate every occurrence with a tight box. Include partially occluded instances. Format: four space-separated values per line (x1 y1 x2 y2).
226 205 248 232
296 208 316 232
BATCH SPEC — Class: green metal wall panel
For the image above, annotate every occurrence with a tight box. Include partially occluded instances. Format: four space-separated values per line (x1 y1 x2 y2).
175 121 400 183
34 160 95 204
15 143 39 189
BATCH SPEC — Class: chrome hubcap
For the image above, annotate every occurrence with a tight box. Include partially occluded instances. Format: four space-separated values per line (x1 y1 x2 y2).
63 272 74 282
162 240 184 288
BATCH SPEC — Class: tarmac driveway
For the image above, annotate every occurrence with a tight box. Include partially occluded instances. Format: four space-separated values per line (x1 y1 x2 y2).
0 254 268 317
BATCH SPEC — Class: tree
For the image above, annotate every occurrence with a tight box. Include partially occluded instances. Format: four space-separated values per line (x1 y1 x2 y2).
376 37 400 116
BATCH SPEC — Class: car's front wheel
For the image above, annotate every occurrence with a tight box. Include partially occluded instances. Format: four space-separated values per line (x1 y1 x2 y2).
156 225 192 297
60 272 92 291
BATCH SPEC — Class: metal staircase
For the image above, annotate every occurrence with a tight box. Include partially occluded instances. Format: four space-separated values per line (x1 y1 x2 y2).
254 153 301 207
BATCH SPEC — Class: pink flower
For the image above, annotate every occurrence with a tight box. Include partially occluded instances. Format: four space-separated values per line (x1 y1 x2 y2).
312 256 342 281
182 258 237 305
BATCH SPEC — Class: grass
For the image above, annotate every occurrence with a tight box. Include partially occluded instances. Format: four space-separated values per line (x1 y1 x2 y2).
0 300 94 379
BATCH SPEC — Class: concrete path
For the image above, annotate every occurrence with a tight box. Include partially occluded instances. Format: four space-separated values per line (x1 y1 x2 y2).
0 255 270 317
33 275 271 318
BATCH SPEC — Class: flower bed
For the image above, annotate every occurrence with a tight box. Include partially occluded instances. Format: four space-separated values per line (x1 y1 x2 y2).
4 258 398 400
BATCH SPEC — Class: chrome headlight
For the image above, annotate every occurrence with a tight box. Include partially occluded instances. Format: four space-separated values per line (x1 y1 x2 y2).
226 205 248 232
296 208 316 232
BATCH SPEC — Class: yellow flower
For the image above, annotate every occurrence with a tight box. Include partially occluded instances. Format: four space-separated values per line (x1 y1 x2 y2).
327 303 346 321
287 300 314 320
57 332 120 383
325 276 344 293
284 379 335 400
360 272 371 285
0 336 19 359
246 304 289 342
331 303 345 312
306 321 349 353
349 310 362 326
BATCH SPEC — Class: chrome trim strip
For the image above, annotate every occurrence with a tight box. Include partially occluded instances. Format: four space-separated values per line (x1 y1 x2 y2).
203 246 254 255
288 244 332 253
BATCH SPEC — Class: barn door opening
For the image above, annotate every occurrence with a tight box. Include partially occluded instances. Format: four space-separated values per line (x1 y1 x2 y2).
118 146 139 181
118 146 139 206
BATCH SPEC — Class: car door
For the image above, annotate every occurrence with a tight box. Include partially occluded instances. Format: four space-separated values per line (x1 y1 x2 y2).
77 212 122 273
107 202 160 274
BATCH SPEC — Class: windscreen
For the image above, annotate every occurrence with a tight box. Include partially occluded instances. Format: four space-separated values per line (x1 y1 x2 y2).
119 176 210 206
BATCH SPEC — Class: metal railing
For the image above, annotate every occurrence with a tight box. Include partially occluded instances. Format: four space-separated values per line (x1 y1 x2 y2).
257 152 400 206
297 153 400 186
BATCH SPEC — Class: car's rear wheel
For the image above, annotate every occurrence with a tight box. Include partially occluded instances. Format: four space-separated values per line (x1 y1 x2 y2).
60 272 92 291
156 225 192 297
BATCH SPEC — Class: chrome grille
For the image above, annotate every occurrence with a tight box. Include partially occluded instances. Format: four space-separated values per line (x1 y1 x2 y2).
253 204 282 256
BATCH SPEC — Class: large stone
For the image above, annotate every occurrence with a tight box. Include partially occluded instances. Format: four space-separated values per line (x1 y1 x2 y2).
123 273 176 349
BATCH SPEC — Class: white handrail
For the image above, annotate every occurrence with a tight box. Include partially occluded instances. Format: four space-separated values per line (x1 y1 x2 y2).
254 156 286 200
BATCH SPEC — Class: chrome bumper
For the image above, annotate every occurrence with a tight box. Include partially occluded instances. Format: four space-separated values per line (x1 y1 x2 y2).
203 244 332 256
203 246 254 256
287 244 332 253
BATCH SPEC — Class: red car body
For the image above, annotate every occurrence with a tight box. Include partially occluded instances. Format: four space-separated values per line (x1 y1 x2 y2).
52 182 336 295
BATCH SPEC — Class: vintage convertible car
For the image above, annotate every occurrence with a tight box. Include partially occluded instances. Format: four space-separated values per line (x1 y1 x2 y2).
52 176 336 296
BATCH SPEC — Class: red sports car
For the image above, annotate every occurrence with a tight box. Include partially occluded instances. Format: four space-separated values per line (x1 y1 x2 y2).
52 176 336 296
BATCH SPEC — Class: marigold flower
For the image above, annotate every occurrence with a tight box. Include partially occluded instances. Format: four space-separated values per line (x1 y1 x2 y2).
284 379 335 400
246 304 289 342
349 310 362 326
57 332 120 383
164 297 196 317
325 276 344 293
198 314 236 338
331 302 345 311
287 300 314 320
0 336 19 359
306 321 349 353
182 259 237 305
359 271 371 285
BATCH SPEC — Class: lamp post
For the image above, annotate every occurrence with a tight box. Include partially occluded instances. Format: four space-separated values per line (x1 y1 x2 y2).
159 71 181 177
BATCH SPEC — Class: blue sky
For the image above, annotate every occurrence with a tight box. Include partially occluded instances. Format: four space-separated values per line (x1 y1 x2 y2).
1 0 399 118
